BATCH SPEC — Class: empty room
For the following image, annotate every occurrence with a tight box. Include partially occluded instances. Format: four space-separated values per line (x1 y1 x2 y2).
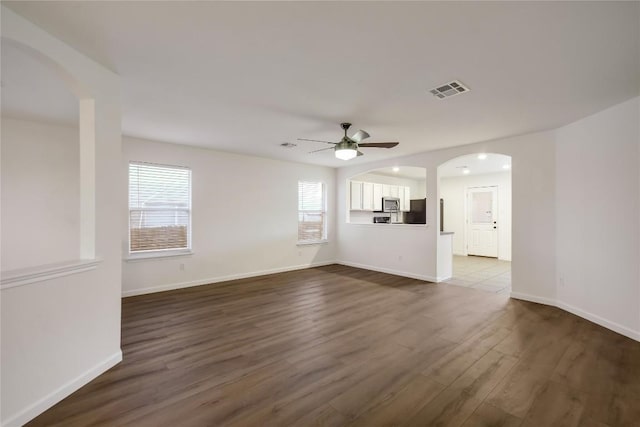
1 2 639 426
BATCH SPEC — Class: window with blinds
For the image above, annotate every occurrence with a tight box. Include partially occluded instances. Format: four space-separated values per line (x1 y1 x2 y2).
298 181 327 243
129 162 191 253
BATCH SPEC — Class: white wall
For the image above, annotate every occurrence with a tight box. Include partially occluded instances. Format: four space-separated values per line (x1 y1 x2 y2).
439 171 512 260
337 130 556 292
1 117 80 270
1 7 123 426
556 97 640 339
122 136 337 296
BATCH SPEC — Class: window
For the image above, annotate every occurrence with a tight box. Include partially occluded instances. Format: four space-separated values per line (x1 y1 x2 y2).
298 181 327 243
129 162 191 254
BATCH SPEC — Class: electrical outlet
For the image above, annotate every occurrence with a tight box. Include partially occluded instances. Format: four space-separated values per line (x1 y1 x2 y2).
559 275 565 287
180 263 185 271
398 255 403 261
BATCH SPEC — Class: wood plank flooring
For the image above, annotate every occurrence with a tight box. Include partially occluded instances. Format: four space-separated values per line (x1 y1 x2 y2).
27 265 640 427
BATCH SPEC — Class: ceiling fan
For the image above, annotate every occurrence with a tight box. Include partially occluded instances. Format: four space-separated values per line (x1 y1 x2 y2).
298 123 399 160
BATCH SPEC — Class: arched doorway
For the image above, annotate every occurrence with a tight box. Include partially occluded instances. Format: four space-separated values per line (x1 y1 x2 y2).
438 153 512 293
1 39 83 269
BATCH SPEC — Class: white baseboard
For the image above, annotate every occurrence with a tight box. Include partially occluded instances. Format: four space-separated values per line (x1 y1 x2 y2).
556 300 640 342
335 260 439 283
2 350 122 427
510 292 640 342
509 291 557 306
122 260 337 297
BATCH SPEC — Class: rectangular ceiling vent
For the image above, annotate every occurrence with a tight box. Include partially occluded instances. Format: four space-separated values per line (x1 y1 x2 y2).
429 80 470 100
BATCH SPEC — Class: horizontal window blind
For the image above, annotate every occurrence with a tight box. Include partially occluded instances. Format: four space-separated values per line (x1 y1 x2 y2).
129 162 191 252
298 181 326 243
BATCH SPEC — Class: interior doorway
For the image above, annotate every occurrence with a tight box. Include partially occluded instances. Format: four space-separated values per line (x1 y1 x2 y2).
438 153 512 293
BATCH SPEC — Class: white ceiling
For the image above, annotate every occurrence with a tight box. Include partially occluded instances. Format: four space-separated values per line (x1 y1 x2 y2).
439 153 511 178
2 2 639 167
368 166 427 181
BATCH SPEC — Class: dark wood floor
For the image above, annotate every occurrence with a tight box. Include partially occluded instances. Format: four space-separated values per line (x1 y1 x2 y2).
28 265 640 427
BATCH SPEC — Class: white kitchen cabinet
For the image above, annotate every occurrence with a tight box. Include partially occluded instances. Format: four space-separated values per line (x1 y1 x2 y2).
401 186 411 211
362 182 374 211
382 184 391 197
373 183 383 211
352 180 408 211
350 181 363 210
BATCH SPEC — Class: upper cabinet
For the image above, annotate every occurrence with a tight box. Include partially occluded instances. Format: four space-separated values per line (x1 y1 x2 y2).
389 185 399 198
373 183 383 211
362 182 374 211
347 166 427 223
350 180 411 212
400 187 411 211
350 181 363 210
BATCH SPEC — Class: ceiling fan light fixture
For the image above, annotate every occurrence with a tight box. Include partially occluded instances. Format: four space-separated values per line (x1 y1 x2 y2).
335 147 358 160
299 122 399 159
335 140 358 160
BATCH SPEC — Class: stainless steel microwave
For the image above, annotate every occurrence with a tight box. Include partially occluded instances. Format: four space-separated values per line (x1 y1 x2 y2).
382 197 400 212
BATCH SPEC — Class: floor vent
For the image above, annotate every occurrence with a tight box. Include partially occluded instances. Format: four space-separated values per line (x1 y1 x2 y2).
429 80 470 99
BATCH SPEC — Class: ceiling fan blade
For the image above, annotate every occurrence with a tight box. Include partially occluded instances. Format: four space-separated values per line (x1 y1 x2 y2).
309 146 335 154
357 151 364 156
351 129 370 142
358 142 399 149
297 138 337 145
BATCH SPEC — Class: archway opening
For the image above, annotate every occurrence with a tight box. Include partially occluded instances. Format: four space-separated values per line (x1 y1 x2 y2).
1 37 95 271
438 153 512 293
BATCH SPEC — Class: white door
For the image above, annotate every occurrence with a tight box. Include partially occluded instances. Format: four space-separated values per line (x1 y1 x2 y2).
466 186 498 257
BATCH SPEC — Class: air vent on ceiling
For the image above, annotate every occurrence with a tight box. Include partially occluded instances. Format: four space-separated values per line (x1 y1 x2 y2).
429 80 470 100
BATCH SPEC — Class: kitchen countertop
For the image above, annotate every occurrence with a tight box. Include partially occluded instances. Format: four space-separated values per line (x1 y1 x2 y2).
347 222 428 228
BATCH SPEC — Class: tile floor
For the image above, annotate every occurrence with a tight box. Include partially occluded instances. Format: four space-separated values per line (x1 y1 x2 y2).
445 255 511 294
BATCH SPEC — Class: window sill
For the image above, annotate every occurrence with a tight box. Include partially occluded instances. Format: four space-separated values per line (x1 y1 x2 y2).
125 249 194 262
1 258 102 290
297 240 329 246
